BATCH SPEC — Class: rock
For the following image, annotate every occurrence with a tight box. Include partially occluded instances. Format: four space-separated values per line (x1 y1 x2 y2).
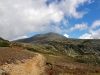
0 69 5 75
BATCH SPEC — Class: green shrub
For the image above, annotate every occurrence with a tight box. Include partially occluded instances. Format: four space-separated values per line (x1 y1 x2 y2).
44 52 55 55
45 46 52 50
75 58 85 63
0 42 10 47
82 40 91 44
12 43 22 47
25 47 39 52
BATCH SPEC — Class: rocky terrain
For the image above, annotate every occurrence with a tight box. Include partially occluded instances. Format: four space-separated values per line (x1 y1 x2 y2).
0 47 46 75
16 32 100 66
0 32 100 75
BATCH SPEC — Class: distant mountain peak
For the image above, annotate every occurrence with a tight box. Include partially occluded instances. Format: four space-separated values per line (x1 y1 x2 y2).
45 32 59 35
15 32 67 43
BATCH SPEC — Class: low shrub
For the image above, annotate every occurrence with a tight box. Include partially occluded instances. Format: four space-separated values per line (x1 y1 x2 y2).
25 47 40 52
0 42 10 47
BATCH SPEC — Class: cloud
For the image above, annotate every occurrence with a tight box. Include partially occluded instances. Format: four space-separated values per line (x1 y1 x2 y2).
91 20 100 29
87 0 95 4
53 0 89 18
0 0 92 40
79 33 92 39
64 34 69 38
70 23 88 32
89 29 100 39
79 19 100 39
11 35 28 41
79 29 100 39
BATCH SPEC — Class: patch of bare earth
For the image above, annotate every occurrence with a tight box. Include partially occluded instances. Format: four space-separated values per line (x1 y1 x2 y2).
0 47 46 75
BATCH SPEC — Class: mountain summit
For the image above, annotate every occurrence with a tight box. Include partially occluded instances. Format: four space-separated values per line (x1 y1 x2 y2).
15 32 67 43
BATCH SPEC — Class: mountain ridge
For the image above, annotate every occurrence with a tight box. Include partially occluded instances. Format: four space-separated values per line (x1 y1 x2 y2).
14 32 100 66
0 33 100 75
14 32 67 43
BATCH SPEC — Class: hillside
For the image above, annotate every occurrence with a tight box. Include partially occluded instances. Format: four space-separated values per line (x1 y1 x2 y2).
15 32 67 43
0 47 36 65
0 47 46 75
0 33 100 75
14 32 100 75
15 32 100 65
0 37 10 47
0 38 46 75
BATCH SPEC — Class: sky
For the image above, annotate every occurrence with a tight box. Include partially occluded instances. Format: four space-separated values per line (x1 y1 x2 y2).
0 0 100 40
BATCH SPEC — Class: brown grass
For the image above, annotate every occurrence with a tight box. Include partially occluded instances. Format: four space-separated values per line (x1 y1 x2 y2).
0 47 36 65
44 54 100 75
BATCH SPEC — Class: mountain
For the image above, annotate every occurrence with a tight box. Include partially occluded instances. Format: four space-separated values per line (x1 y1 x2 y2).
15 32 100 66
15 32 67 43
0 33 100 75
0 37 8 42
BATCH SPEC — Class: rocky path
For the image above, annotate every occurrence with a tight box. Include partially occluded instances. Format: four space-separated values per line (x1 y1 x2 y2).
0 47 46 75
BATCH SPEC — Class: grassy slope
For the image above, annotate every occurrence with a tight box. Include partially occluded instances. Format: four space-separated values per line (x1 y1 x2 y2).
19 42 100 75
0 37 100 75
0 47 36 65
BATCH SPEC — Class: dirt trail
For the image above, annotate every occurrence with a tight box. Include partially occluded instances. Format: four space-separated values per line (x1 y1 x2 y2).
0 54 46 75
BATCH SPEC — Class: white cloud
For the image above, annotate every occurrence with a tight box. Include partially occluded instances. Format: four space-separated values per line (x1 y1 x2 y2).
79 29 100 39
53 0 89 18
79 33 93 39
0 0 92 40
10 35 28 41
64 34 69 38
91 20 100 29
79 19 100 39
90 29 100 39
70 23 88 32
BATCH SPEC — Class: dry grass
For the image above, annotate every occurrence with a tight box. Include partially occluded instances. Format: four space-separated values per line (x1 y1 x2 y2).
44 54 100 75
0 47 36 65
